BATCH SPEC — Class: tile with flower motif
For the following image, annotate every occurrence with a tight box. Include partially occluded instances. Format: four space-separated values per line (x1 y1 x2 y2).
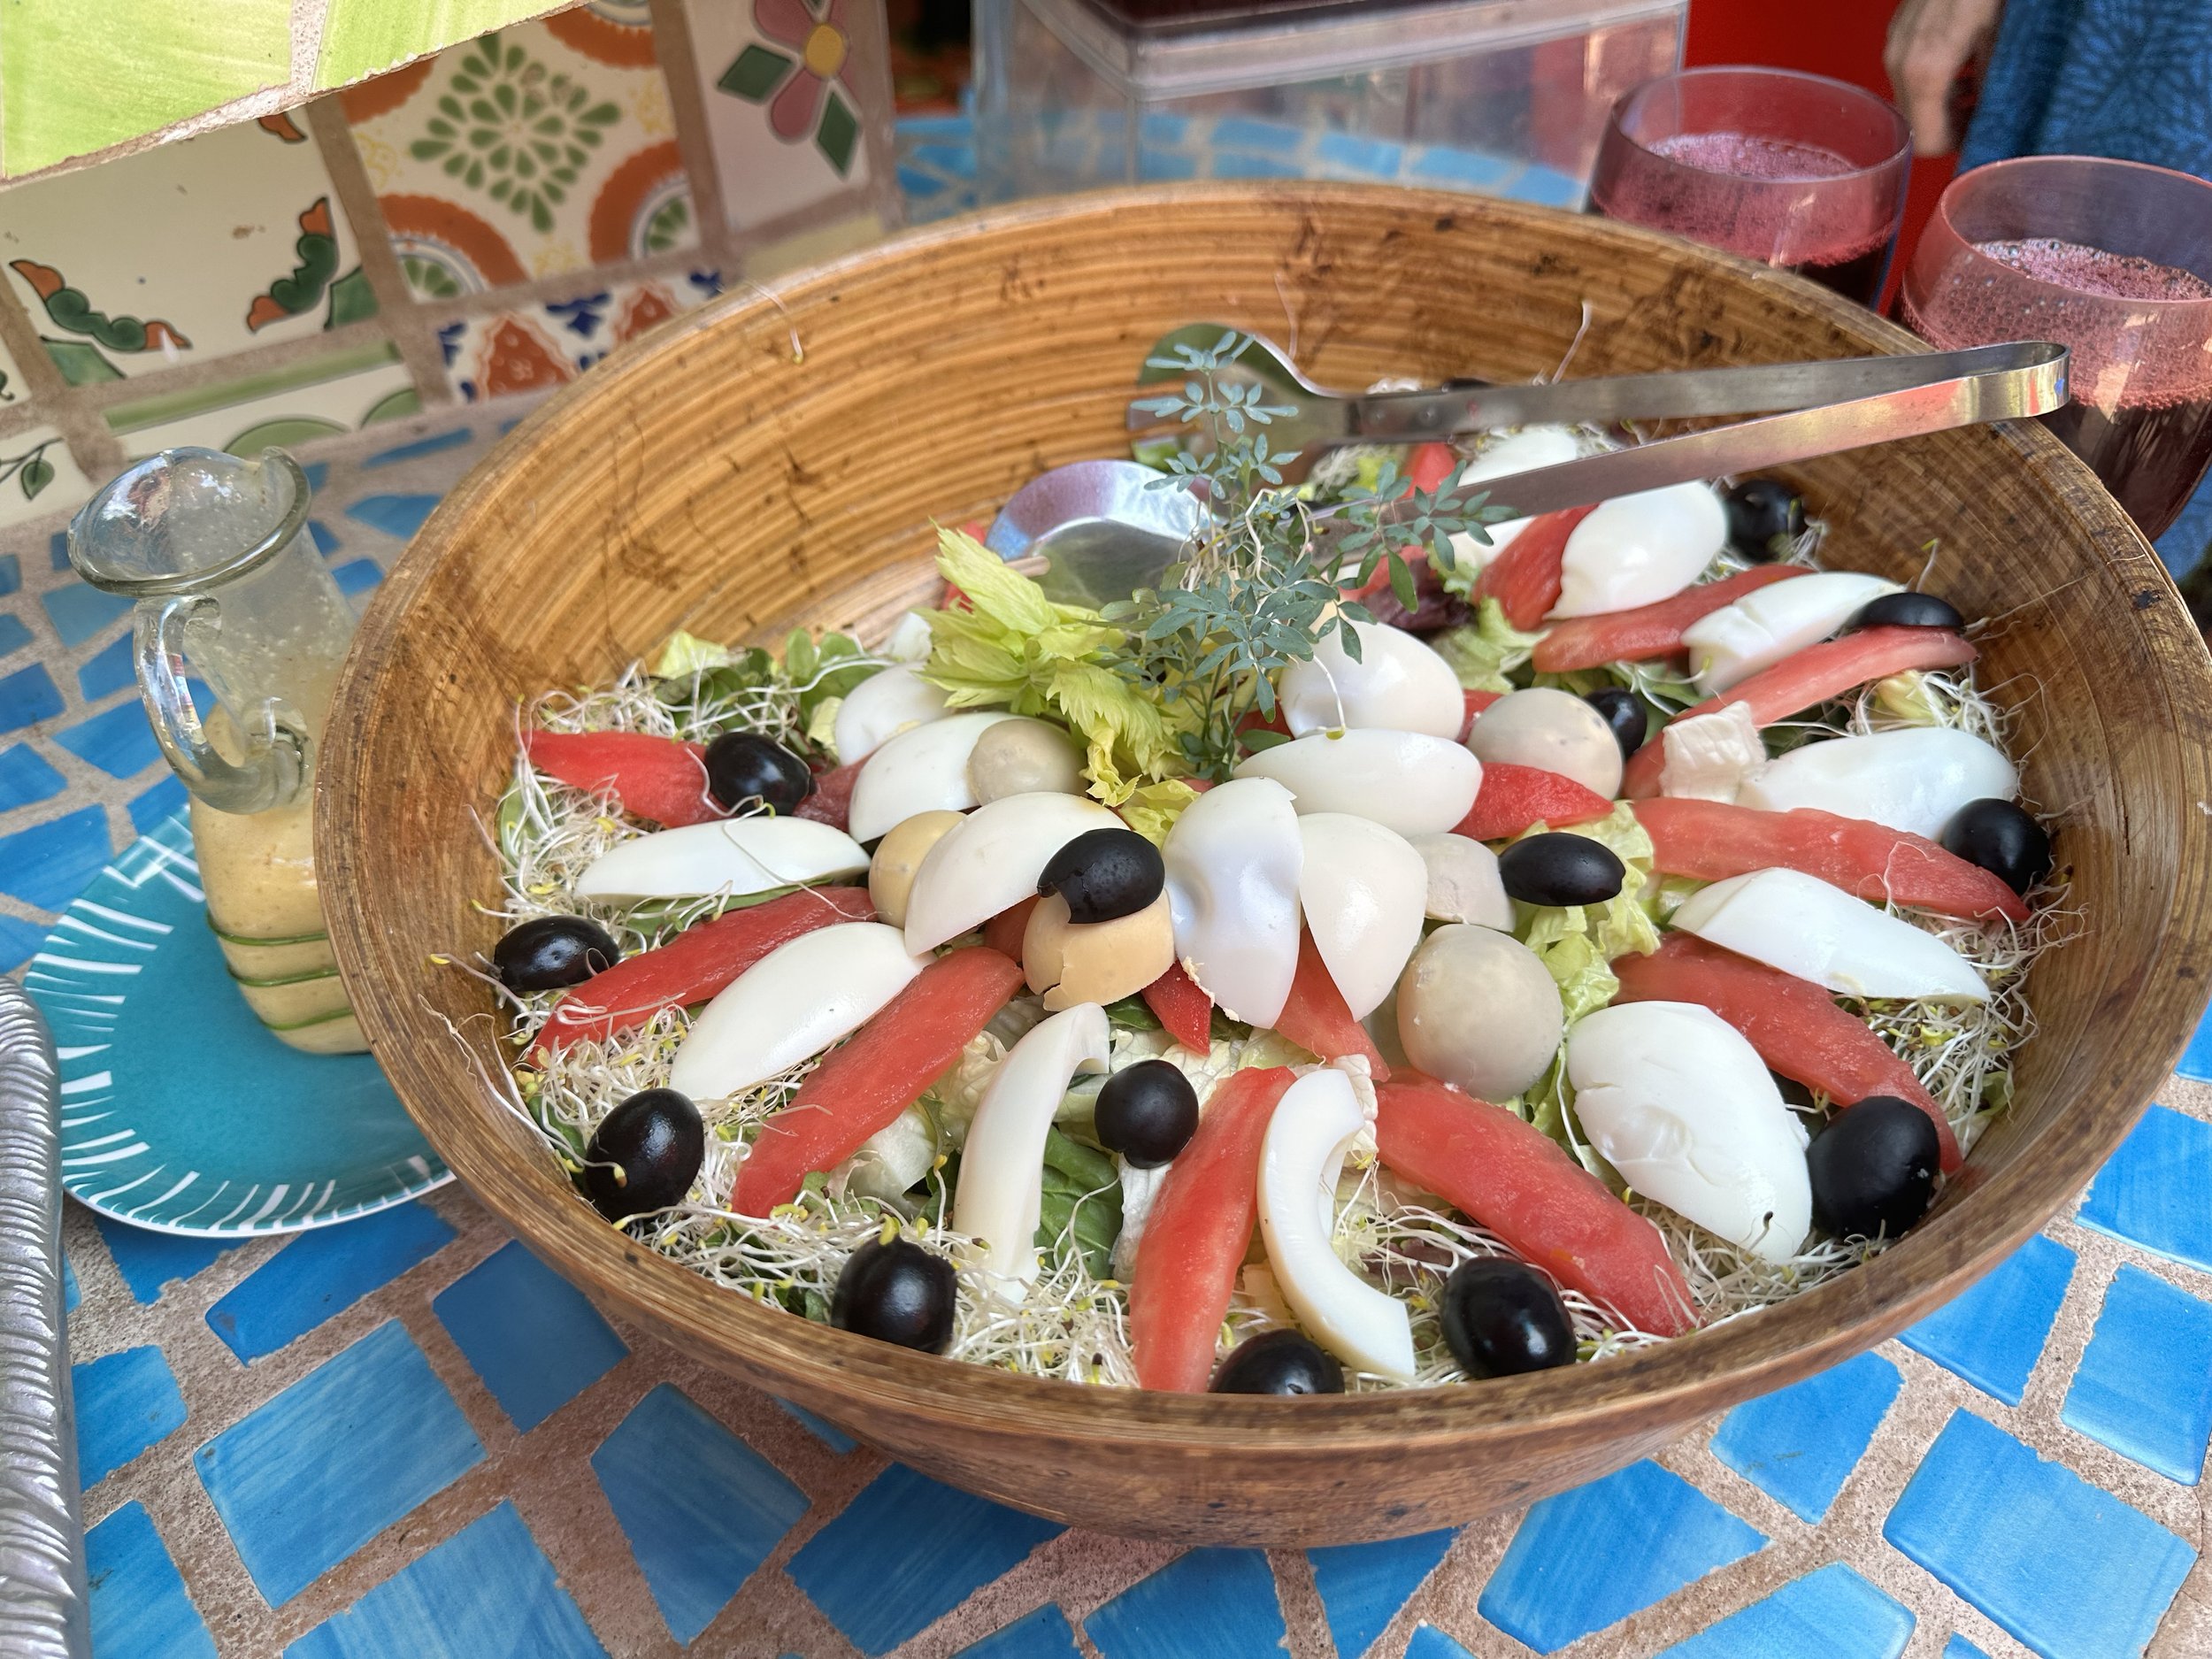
0 426 91 533
684 0 886 234
342 10 695 302
107 345 419 461
435 269 721 401
0 119 376 386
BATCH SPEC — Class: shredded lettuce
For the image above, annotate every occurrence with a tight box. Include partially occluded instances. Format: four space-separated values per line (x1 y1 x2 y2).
1427 598 1543 693
651 630 735 677
1118 778 1201 846
1515 804 1663 1023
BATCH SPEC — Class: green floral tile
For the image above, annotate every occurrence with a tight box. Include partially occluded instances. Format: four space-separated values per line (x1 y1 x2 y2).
105 345 419 461
0 424 89 532
315 0 583 90
0 0 291 178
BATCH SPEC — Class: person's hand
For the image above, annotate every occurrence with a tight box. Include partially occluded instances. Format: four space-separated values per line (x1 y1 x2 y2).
1886 0 2006 156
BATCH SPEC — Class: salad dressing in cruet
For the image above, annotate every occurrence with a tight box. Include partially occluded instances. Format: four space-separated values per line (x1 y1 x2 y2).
67 447 367 1053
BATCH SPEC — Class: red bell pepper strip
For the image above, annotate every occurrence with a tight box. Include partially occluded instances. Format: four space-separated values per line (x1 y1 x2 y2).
733 946 1026 1215
1636 798 2027 923
1613 932 1961 1171
1471 505 1601 631
1273 931 1390 1079
525 730 719 827
1622 626 1978 796
1142 963 1213 1053
1531 565 1809 673
1407 442 1458 494
794 757 860 830
1459 687 1502 741
529 887 874 1057
1375 1074 1697 1335
983 895 1039 962
1130 1066 1296 1391
1453 762 1613 842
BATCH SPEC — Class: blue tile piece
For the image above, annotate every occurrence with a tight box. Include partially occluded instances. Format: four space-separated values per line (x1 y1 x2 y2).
2078 1103 2212 1270
1136 147 1196 181
77 633 134 701
2177 1004 2212 1079
1885 1408 2195 1659
342 493 442 540
2062 1264 2212 1482
591 1384 807 1645
0 661 65 733
1710 1350 1903 1523
956 1605 1083 1659
0 741 64 809
1210 115 1302 152
775 1395 856 1453
1898 1233 2075 1405
86 1501 218 1659
308 518 342 555
897 165 948 197
94 1214 240 1303
788 1463 1062 1655
48 533 70 572
1942 1640 1992 1659
195 1320 486 1605
0 912 43 971
896 112 971 137
1479 1460 1767 1654
362 426 472 467
433 1239 626 1431
1139 111 1187 143
0 551 20 594
128 775 188 835
62 1254 78 1312
1317 132 1405 176
206 1202 456 1363
40 581 130 647
1405 1630 1477 1659
0 805 109 907
1656 1564 1913 1659
53 700 161 779
1085 1550 1286 1659
330 558 384 598
285 1502 606 1659
1308 1527 1457 1658
73 1345 187 1486
0 612 33 658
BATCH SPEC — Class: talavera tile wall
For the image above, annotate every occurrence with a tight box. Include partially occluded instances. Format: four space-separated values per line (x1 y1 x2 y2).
0 0 902 530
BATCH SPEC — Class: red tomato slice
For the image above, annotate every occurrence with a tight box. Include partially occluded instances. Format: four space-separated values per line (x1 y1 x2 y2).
1407 442 1458 494
1453 762 1613 842
1636 798 2027 923
1532 565 1809 673
1274 931 1390 1079
1130 1066 1297 1391
529 887 874 1057
795 757 861 829
1622 626 1978 796
1459 687 1502 741
732 946 1026 1215
1472 505 1600 631
1612 932 1962 1171
983 895 1039 961
525 730 719 827
1375 1074 1697 1335
1142 963 1213 1053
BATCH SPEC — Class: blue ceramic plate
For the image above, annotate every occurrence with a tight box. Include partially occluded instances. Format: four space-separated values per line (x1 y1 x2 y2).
26 813 448 1235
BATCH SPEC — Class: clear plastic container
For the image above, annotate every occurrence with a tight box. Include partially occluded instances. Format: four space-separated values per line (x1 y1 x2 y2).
973 0 1686 208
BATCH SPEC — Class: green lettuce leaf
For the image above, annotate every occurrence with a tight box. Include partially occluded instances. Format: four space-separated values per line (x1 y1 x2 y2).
1427 598 1543 693
650 630 734 677
1115 778 1201 846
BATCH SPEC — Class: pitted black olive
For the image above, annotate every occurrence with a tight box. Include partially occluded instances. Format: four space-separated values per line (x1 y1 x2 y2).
1037 827 1164 923
1843 590 1966 633
1583 687 1647 758
1441 1257 1576 1378
1939 798 2051 895
1094 1060 1199 1168
1723 478 1805 560
1807 1095 1941 1240
703 731 814 814
832 1238 956 1352
1210 1329 1345 1394
583 1088 704 1221
1496 833 1626 907
495 915 618 993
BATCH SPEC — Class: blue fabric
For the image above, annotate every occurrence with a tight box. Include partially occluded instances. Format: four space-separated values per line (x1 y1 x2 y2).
1962 0 2212 178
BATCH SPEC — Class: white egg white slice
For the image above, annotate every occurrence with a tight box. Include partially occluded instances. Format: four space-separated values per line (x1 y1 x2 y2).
1549 482 1728 619
1233 729 1482 836
671 922 926 1101
882 610 934 663
1682 572 1902 694
953 1002 1111 1292
1407 833 1515 929
902 791 1122 953
1280 618 1464 740
1672 866 1989 1002
575 818 869 902
1657 702 1766 803
833 665 950 765
847 711 1018 842
1163 777 1303 1027
1445 426 1589 566
1566 1001 1812 1263
1296 813 1428 1019
1735 727 2018 839
1257 1069 1417 1380
1465 687 1624 798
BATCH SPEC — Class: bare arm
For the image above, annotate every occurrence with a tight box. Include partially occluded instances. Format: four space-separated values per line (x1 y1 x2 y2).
1886 0 2007 156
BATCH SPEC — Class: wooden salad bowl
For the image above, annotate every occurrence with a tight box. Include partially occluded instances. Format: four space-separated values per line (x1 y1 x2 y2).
319 184 2212 1544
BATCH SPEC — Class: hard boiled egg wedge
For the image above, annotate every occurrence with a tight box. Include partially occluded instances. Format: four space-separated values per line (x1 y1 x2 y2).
1567 1001 1812 1263
1681 571 1901 694
902 791 1122 953
1162 777 1302 1027
1672 866 1989 1002
1233 729 1482 836
832 665 949 765
1279 618 1465 740
1465 687 1624 798
669 922 926 1101
1407 833 1515 929
847 710 1018 842
575 818 868 902
1735 727 2017 839
1551 483 1728 618
1297 813 1429 1019
1446 426 1587 565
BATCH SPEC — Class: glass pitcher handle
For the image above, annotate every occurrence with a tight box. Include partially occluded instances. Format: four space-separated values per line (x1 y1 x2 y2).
135 595 306 815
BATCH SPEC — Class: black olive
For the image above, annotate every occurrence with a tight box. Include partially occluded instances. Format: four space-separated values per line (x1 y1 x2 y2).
494 914 618 993
1440 1257 1577 1378
1583 687 1647 758
1210 1329 1345 1395
1807 1095 1941 1240
1094 1060 1199 1168
1496 833 1625 907
582 1088 704 1221
1843 590 1966 633
832 1238 956 1352
1939 798 2052 896
703 731 814 814
1723 478 1804 560
1037 827 1164 924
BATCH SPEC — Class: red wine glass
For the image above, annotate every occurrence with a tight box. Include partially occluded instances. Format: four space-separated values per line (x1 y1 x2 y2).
1588 66 1912 306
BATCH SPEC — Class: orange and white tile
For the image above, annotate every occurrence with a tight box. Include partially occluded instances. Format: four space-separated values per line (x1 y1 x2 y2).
435 270 722 402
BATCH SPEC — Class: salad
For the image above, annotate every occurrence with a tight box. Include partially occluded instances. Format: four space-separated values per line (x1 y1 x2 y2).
469 336 2062 1395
